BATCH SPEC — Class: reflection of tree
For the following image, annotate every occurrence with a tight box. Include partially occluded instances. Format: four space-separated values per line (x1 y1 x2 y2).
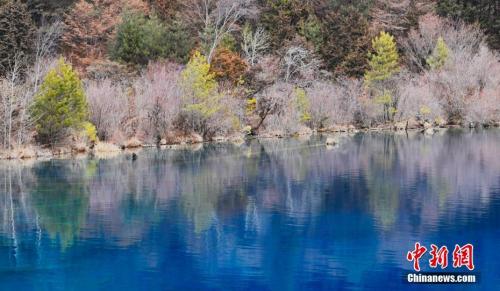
30 160 92 248
364 134 400 229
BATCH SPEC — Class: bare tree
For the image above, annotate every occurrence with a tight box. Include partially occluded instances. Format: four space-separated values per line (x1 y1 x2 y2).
282 46 321 84
242 25 269 66
86 79 128 142
183 0 249 62
402 13 485 72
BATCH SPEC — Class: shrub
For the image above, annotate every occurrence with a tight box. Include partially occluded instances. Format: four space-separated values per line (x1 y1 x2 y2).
30 59 89 145
134 62 183 143
86 78 128 141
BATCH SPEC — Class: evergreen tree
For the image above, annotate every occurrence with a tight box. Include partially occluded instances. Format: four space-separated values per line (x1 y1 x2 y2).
365 31 400 121
365 31 400 85
111 12 164 65
30 59 89 145
0 0 35 76
427 37 449 70
181 51 220 118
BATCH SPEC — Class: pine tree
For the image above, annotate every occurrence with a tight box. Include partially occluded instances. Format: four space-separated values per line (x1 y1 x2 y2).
365 31 400 121
181 51 220 118
0 0 35 76
111 12 168 66
30 59 89 145
365 31 400 84
427 37 449 70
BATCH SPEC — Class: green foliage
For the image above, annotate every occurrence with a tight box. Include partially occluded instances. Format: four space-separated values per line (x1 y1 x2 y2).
111 12 165 65
365 31 400 85
299 15 323 50
30 58 89 145
181 51 220 118
427 37 450 70
294 87 311 123
0 0 35 75
163 19 195 63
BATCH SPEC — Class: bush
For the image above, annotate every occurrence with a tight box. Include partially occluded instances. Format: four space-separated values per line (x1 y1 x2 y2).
86 78 128 141
111 12 169 65
30 59 89 145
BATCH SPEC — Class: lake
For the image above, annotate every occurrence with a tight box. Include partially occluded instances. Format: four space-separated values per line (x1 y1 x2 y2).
0 129 499 290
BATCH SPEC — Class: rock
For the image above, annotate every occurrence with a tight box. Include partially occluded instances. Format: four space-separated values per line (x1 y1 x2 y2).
94 142 121 153
160 138 167 146
469 122 477 128
423 122 433 130
71 143 88 153
326 136 339 146
394 121 407 131
424 128 435 135
406 118 421 130
18 147 37 159
124 137 143 148
348 125 357 132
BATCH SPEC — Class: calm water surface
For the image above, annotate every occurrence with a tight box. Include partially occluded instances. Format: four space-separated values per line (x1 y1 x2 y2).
0 129 499 290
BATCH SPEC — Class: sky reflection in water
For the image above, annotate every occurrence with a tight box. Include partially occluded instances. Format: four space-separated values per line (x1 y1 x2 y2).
0 129 499 290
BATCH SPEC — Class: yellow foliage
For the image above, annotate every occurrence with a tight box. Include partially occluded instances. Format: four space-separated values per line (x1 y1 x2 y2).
181 51 221 117
295 87 311 123
82 122 98 143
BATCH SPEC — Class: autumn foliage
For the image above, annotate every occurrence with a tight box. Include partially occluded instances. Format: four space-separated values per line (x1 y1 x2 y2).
210 48 248 84
61 0 149 70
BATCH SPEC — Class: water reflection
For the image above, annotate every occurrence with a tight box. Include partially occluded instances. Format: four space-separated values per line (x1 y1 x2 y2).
0 129 499 290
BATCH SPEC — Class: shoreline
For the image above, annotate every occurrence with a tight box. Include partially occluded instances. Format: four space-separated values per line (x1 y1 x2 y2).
0 123 498 161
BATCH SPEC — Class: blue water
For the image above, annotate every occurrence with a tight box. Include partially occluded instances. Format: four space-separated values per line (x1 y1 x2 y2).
0 129 499 290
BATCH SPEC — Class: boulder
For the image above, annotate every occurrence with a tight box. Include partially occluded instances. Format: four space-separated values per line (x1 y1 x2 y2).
160 138 167 146
406 118 421 130
124 137 143 148
424 128 435 135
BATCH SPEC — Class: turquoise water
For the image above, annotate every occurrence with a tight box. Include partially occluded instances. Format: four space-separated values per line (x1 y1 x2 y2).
0 129 499 290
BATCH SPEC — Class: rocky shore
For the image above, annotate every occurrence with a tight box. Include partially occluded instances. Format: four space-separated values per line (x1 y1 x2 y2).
1 119 498 161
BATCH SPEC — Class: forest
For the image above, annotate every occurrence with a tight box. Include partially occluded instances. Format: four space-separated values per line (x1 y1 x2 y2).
0 0 499 157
